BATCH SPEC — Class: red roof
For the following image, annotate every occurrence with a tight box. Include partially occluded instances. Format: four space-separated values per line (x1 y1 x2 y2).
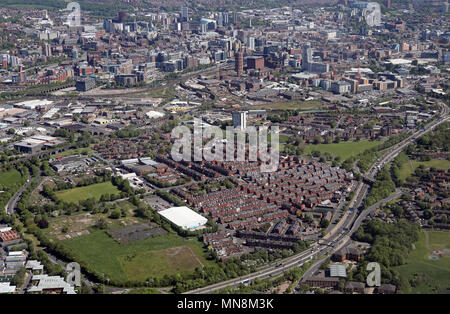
0 230 19 242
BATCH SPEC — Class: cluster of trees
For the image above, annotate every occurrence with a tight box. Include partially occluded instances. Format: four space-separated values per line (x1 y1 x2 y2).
391 152 409 187
155 190 187 207
38 175 143 217
218 263 310 294
351 220 420 289
191 179 235 194
113 127 142 139
365 166 396 208
11 267 26 287
146 176 187 188
342 134 410 173
407 122 449 154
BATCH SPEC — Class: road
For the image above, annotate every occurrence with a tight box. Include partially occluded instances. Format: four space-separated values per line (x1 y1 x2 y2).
5 174 37 215
185 103 449 294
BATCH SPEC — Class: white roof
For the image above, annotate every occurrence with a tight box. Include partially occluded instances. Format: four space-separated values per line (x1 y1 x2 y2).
330 264 347 277
14 99 53 109
146 111 165 119
159 206 208 230
0 283 16 294
26 260 44 270
28 275 76 294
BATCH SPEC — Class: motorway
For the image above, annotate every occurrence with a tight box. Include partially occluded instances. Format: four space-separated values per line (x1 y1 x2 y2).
186 103 449 294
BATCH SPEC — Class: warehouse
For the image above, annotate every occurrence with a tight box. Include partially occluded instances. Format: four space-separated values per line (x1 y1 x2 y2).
159 206 208 230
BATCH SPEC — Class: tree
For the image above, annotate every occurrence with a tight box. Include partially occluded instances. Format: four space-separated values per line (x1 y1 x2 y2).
37 218 49 229
319 218 330 229
423 210 433 220
95 218 108 229
11 266 26 287
109 209 121 219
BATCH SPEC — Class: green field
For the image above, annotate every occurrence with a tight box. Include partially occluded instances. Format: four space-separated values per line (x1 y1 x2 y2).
396 230 450 294
0 169 27 207
55 182 120 203
62 230 212 282
0 169 24 188
398 159 450 181
54 147 94 158
303 140 382 160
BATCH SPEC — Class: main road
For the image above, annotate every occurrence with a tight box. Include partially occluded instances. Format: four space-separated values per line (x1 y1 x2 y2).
185 103 449 294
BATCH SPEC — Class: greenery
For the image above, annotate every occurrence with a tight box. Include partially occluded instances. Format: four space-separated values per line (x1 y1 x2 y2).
303 140 382 161
0 168 28 208
352 220 420 288
55 182 120 203
61 230 212 283
396 230 450 294
365 166 396 208
11 266 26 287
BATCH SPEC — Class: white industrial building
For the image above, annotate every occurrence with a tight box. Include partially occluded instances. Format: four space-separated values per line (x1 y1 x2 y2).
159 206 208 230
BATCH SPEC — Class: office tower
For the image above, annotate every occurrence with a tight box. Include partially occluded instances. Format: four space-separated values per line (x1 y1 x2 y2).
235 51 243 76
218 13 223 27
181 5 189 21
247 37 255 51
43 43 52 57
223 12 229 25
232 111 247 130
72 48 79 59
302 43 313 71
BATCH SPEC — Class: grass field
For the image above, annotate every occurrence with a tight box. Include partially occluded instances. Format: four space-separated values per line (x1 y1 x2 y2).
396 230 450 294
0 169 24 189
55 182 120 203
303 140 382 160
62 230 212 282
54 147 94 158
251 100 324 111
398 159 450 181
0 169 27 207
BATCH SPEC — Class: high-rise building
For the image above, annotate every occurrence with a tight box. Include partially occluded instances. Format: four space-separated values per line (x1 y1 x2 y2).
43 43 52 57
232 111 247 130
302 43 313 70
233 11 238 23
235 51 244 76
223 12 229 25
247 36 255 50
301 43 329 74
385 0 391 9
181 5 189 21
